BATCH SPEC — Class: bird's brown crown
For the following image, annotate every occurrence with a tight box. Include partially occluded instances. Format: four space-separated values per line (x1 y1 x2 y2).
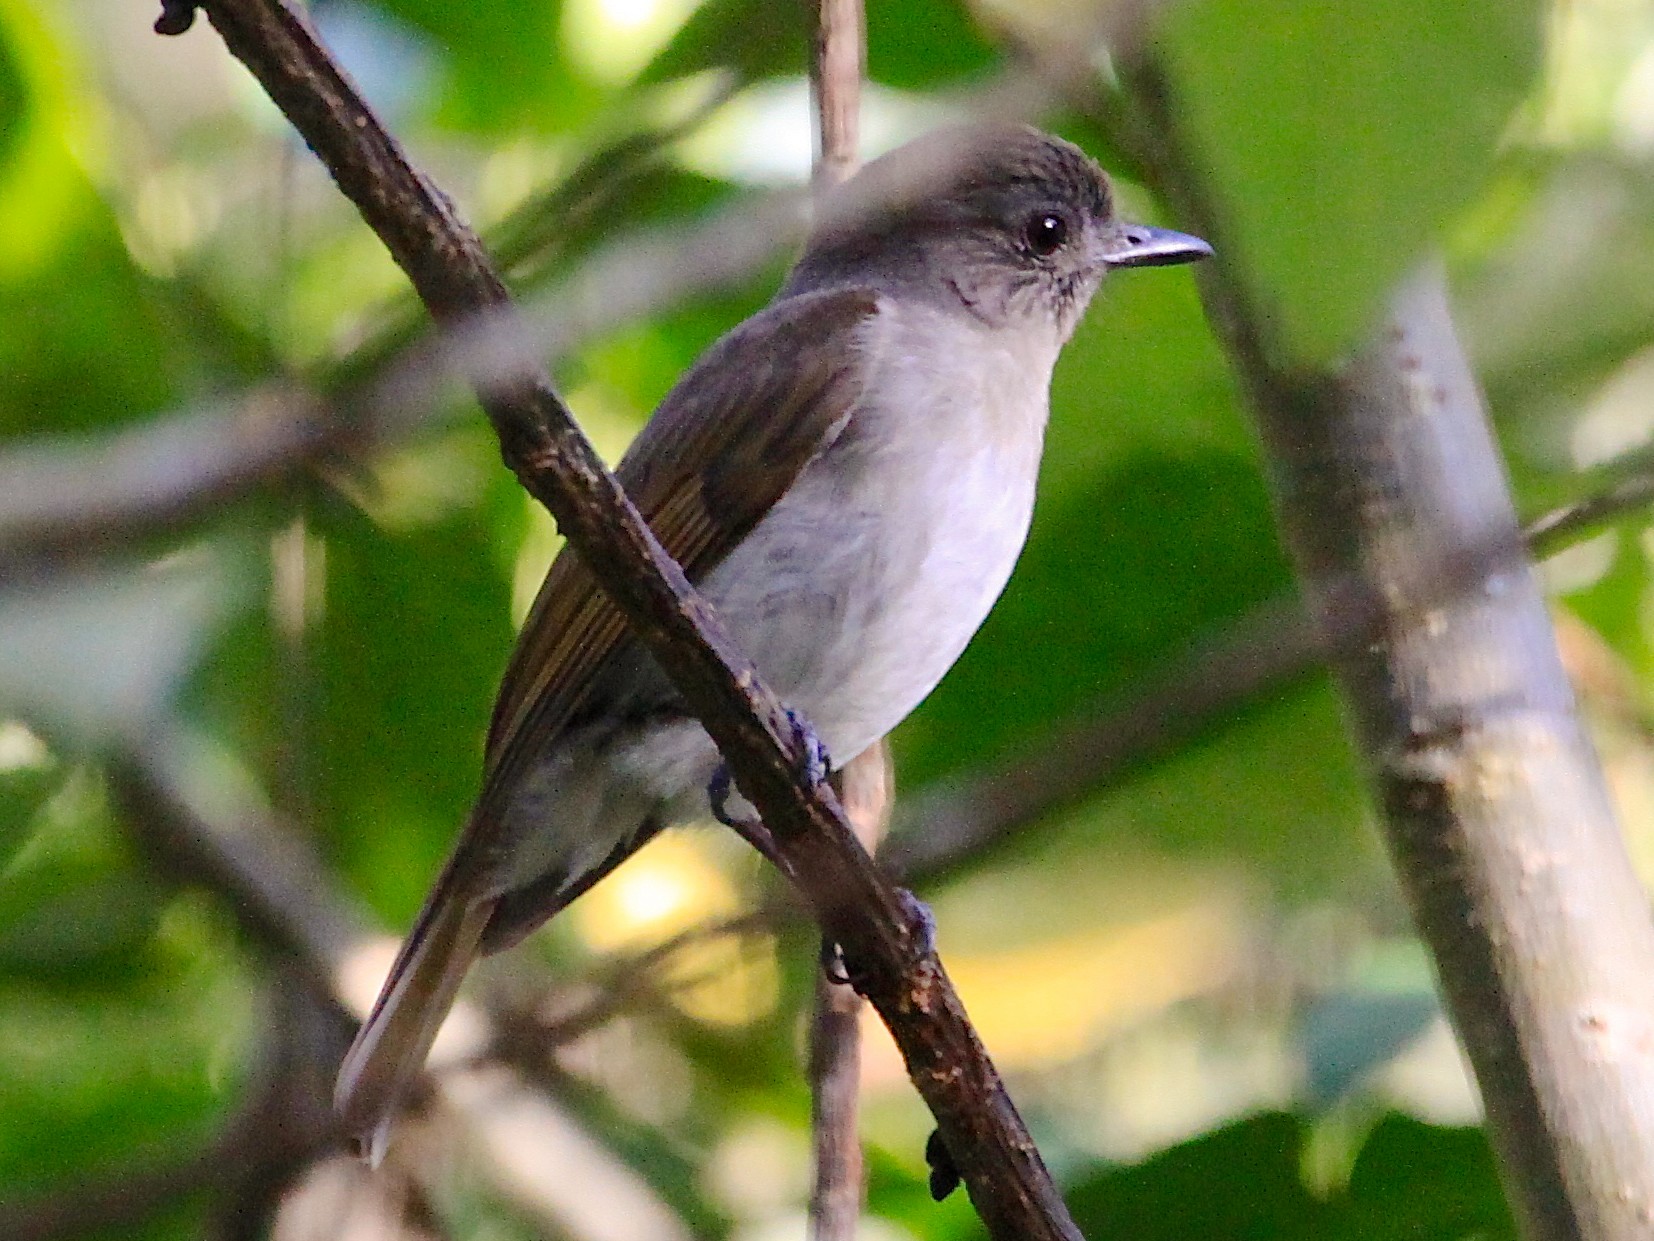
806 125 1114 252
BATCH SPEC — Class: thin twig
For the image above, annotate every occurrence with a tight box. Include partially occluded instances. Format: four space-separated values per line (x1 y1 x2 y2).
809 0 864 193
812 745 891 1238
171 3 1082 1236
805 4 874 1238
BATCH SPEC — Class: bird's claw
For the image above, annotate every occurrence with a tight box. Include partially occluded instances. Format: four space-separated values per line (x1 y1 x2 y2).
708 763 741 829
708 762 791 872
925 1128 961 1201
897 887 937 957
154 0 198 34
820 936 852 986
784 707 830 786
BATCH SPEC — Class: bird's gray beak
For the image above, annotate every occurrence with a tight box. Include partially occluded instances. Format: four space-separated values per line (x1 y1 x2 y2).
1098 223 1213 269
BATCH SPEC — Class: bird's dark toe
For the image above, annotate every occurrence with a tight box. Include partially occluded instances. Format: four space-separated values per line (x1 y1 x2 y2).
897 888 938 956
925 1128 961 1200
784 707 830 786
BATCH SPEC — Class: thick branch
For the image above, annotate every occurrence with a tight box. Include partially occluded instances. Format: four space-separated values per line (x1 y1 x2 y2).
172 3 1080 1236
1114 55 1654 1241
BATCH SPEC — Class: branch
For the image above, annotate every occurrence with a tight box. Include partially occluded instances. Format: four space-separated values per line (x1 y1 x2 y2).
0 963 345 1241
1525 456 1654 557
1110 54 1654 1241
109 737 366 976
168 3 1082 1237
811 745 891 1237
809 0 864 192
887 591 1315 880
804 6 877 1239
0 183 805 574
0 387 331 571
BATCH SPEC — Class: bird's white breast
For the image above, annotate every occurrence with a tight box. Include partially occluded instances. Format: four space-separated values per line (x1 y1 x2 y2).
701 297 1055 767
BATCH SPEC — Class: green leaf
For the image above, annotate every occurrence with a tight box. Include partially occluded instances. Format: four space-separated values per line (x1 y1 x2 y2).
642 0 1000 88
0 559 237 744
364 0 600 130
0 786 255 1203
1068 1112 1514 1241
1069 1113 1329 1240
1159 0 1544 361
0 209 188 441
0 10 25 174
310 464 515 921
1335 1114 1515 1240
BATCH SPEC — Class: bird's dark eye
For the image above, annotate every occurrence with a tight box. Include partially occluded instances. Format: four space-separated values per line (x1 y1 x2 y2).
1023 212 1070 257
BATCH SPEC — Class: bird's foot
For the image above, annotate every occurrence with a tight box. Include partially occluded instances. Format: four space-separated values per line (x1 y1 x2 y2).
819 890 934 990
897 887 938 957
820 936 852 986
708 763 793 875
784 706 830 787
925 1128 962 1201
707 762 743 829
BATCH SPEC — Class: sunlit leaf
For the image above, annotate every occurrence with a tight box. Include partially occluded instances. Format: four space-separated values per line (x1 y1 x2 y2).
1159 0 1544 361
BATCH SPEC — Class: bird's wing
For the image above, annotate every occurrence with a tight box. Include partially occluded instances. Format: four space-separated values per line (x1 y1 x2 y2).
335 286 879 1152
480 284 879 793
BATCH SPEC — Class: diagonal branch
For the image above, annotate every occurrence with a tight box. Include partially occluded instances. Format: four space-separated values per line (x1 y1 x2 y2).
165 2 1082 1237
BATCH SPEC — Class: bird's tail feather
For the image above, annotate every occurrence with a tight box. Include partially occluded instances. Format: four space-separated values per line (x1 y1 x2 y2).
334 872 498 1165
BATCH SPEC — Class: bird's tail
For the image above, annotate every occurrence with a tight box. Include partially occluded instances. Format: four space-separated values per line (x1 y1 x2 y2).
334 861 498 1165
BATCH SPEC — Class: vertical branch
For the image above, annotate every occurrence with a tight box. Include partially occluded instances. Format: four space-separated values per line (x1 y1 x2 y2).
812 745 891 1240
809 0 865 193
806 5 875 1238
1112 56 1654 1241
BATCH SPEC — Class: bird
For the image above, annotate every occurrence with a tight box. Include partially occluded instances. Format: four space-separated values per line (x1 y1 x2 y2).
336 123 1211 1159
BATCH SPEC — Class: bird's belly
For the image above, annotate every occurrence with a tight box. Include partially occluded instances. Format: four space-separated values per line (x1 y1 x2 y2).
702 433 1038 767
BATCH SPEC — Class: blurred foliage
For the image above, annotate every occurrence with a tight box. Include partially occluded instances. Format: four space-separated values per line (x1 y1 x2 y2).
1 0 1652 1237
1163 0 1543 362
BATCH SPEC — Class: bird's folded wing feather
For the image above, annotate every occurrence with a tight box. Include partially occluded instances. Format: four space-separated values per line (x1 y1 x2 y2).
476 285 881 816
336 287 881 1148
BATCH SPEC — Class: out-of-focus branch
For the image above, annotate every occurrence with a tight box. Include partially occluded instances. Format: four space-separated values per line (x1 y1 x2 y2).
171 3 1082 1236
107 732 692 1241
0 388 331 571
111 738 366 976
1108 51 1654 1241
805 5 875 1239
886 591 1315 880
0 961 345 1241
812 744 891 1238
1525 459 1654 556
809 0 864 192
0 183 806 574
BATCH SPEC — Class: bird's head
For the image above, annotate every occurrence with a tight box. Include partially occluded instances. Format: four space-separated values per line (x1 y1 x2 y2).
790 124 1211 342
